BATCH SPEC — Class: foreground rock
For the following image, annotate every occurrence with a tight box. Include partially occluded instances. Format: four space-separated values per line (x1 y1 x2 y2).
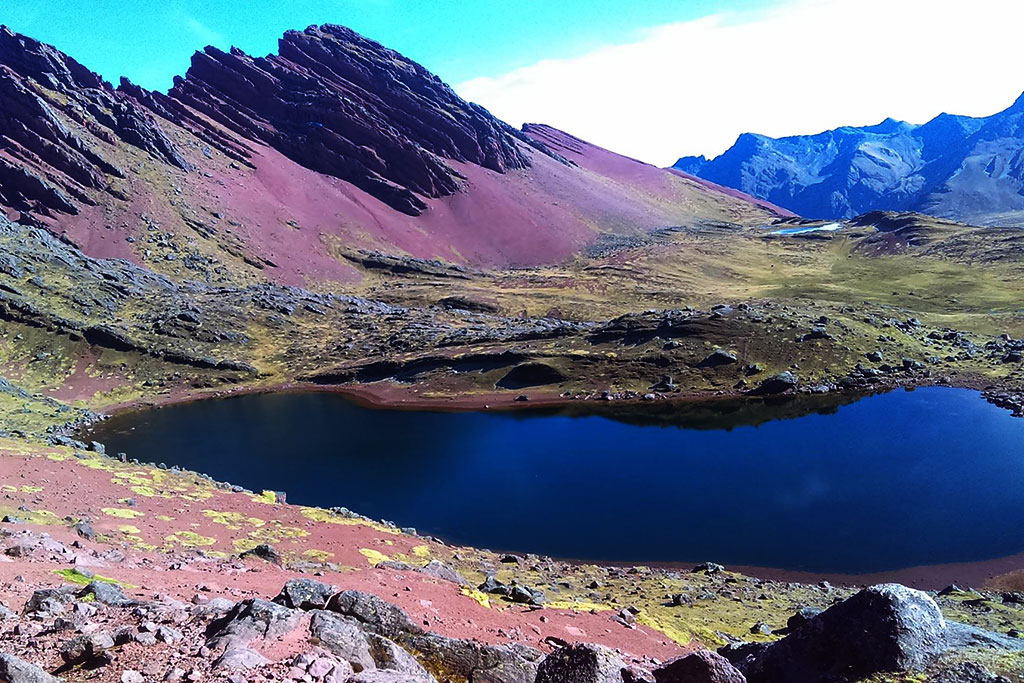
0 653 59 683
654 650 746 683
535 642 634 683
724 583 1023 682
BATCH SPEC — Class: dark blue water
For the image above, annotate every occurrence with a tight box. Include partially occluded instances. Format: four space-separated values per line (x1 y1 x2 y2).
87 387 1024 573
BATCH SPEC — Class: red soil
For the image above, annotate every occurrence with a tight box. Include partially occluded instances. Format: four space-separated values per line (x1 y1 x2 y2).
0 440 687 664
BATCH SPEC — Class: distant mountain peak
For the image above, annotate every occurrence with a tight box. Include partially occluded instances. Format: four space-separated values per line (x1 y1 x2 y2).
861 117 911 135
673 90 1024 224
1007 90 1024 113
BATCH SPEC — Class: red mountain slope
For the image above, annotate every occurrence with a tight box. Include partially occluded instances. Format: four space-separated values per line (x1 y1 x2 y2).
0 24 785 286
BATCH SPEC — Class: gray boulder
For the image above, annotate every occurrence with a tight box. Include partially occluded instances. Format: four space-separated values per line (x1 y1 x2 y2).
327 590 422 639
346 671 435 683
406 633 541 683
206 598 302 650
366 632 436 679
419 560 467 586
929 662 1011 682
78 580 131 606
308 610 377 672
654 650 746 682
726 584 947 682
275 578 338 610
752 372 797 395
60 631 115 666
214 647 272 670
535 642 632 683
0 653 60 683
23 586 77 618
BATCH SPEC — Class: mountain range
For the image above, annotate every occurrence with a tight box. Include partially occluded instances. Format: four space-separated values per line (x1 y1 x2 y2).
0 24 783 288
675 94 1024 225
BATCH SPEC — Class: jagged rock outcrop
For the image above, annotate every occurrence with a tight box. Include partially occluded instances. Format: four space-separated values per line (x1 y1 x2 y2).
0 26 187 217
166 24 538 215
723 583 1024 683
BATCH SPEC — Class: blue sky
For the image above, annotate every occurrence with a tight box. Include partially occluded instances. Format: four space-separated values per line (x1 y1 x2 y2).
2 0 766 91
4 0 1021 164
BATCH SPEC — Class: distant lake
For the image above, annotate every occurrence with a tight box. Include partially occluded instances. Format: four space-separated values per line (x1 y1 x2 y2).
87 387 1024 574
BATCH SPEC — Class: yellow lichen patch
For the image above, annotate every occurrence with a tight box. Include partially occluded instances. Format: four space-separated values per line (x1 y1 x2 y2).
233 538 258 554
246 523 309 546
127 485 159 498
636 613 701 646
0 506 61 526
19 485 42 493
102 507 144 519
411 545 430 558
165 530 216 548
460 588 491 609
77 458 120 471
359 548 389 566
53 568 129 587
299 506 400 535
156 515 175 522
46 453 69 462
546 599 615 613
118 525 141 534
203 509 266 530
250 490 277 504
0 485 16 493
302 549 333 562
123 536 158 552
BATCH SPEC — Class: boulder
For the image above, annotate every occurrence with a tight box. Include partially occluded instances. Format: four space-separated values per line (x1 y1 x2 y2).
929 662 1011 682
366 632 435 679
206 598 302 650
327 590 422 639
308 610 377 672
406 633 541 683
496 363 568 389
275 578 339 610
699 349 739 367
418 560 467 586
346 671 436 683
751 372 797 395
214 647 272 670
727 584 947 682
785 606 822 632
60 631 115 666
653 650 745 683
78 580 131 606
0 653 60 683
23 586 77 618
535 642 632 683
239 543 282 564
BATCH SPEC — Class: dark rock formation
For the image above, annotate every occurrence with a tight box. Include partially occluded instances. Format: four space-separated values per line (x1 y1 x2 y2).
496 362 569 389
0 652 60 683
274 577 339 610
724 584 949 682
750 372 797 395
0 26 188 216
654 649 746 683
535 642 633 683
674 93 1024 225
167 24 539 215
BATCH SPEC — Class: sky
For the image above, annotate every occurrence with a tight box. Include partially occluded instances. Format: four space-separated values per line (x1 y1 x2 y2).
4 0 1023 166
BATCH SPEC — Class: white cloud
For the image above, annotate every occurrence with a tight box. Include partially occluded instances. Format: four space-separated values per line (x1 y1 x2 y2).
456 0 1024 166
185 16 225 48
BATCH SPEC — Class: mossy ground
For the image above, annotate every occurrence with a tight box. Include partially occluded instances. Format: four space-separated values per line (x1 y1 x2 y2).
0 214 1023 678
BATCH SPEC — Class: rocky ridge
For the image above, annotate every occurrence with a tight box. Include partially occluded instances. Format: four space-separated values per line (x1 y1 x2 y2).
675 93 1024 225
